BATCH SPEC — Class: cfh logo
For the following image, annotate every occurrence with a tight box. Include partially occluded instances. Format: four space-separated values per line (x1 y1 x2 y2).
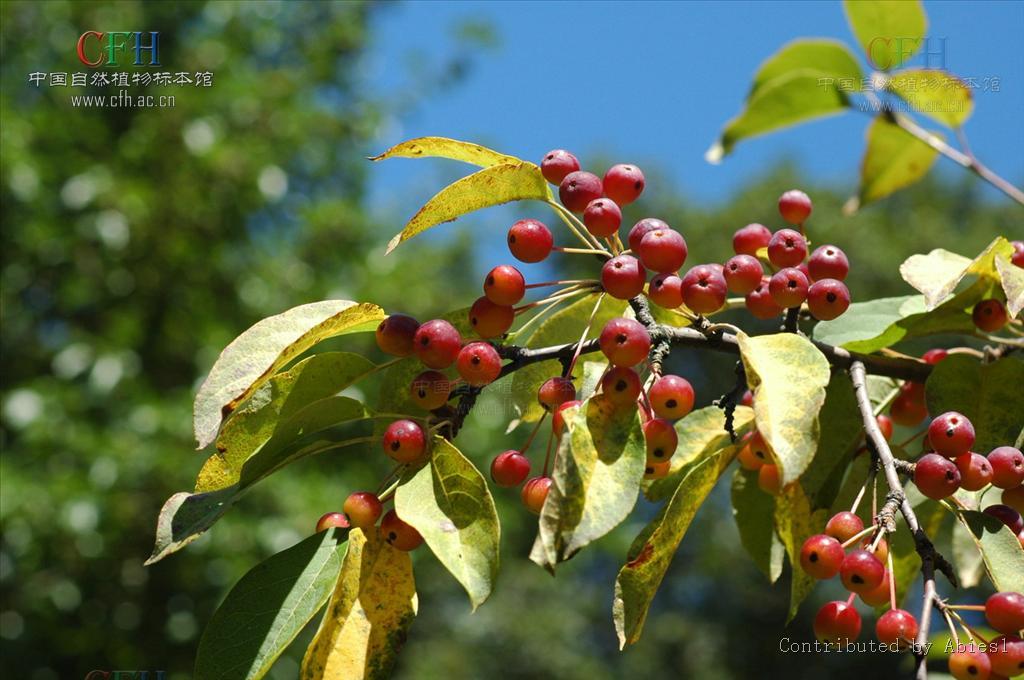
866 36 947 70
76 32 161 67
84 671 166 680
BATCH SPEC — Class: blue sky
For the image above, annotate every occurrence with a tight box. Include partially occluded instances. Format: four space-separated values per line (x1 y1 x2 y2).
363 0 1024 221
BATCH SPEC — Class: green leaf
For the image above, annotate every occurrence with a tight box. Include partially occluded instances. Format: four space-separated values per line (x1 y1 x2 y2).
799 372 865 510
886 69 973 128
193 300 384 450
531 397 646 570
925 355 1024 454
394 437 499 610
899 237 1013 311
706 70 849 162
731 470 785 583
751 39 863 95
850 116 940 211
737 332 830 486
385 162 551 254
843 0 927 71
613 448 734 647
995 253 1024 317
197 353 378 492
955 511 1024 592
952 517 985 588
774 483 828 623
195 529 348 680
369 136 520 167
300 529 417 680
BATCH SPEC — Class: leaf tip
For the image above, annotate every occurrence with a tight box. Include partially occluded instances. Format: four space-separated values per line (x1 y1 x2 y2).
704 142 724 165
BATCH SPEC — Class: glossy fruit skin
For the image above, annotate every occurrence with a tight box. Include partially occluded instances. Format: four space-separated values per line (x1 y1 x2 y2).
723 254 763 295
413 319 463 368
484 265 526 305
602 255 647 300
583 198 622 238
814 601 862 644
989 447 1024 489
681 264 728 314
541 149 580 185
948 649 992 680
984 504 1024 534
748 431 771 464
928 411 976 459
343 492 383 529
860 570 892 607
956 452 995 491
603 164 645 205
915 453 962 499
648 272 684 309
890 385 928 426
799 534 845 580
316 512 350 533
375 314 420 357
1003 485 1024 515
973 299 1009 332
807 245 850 281
491 450 531 487
521 476 552 514
601 366 642 406
1013 240 1024 268
628 218 669 252
985 591 1024 635
840 549 886 594
741 390 754 407
456 342 502 386
826 511 865 542
876 414 894 441
638 229 688 273
768 267 810 308
922 348 949 364
807 279 851 321
987 634 1024 677
648 374 695 420
868 537 889 563
469 296 515 338
644 460 671 479
643 418 678 462
550 400 582 437
778 189 812 224
732 223 773 256
410 370 451 410
507 219 554 262
745 277 785 319
876 609 918 647
758 463 781 495
737 442 765 471
382 419 427 463
559 170 604 212
538 376 577 411
767 228 808 268
381 509 423 551
599 317 651 366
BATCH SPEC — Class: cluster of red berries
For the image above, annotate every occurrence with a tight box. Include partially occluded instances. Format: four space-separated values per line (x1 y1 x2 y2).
972 239 1023 333
314 491 423 552
943 591 1024 680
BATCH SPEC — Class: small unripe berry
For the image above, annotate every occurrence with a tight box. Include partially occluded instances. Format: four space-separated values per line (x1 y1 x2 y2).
767 228 808 268
469 296 514 338
413 319 462 368
948 649 991 680
768 267 809 309
723 254 763 295
984 504 1024 533
538 376 576 411
644 460 671 479
559 170 603 212
648 374 695 420
491 450 531 487
381 509 423 551
628 218 669 252
875 609 918 648
583 198 622 238
681 264 728 314
807 279 851 321
807 244 850 281
507 219 553 262
316 512 350 533
553 399 582 436
638 229 688 273
814 601 862 644
601 366 642 406
599 317 651 366
778 189 812 224
989 447 1024 489
541 149 580 185
601 254 647 300
375 314 421 357
955 452 994 492
922 348 949 365
745 277 785 319
521 476 552 513
484 265 526 305
987 633 1024 677
928 411 976 458
643 418 678 462
456 342 502 386
343 492 383 529
732 223 772 256
737 441 765 471
382 419 427 463
985 591 1024 635
799 534 845 580
1003 485 1024 514
973 299 1009 332
825 511 864 542
647 272 684 309
758 463 781 495
602 164 645 205
914 453 961 499
410 370 452 410
840 548 885 594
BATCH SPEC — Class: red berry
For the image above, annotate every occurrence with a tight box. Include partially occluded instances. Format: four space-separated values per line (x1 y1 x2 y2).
956 452 994 491
602 164 645 205
758 463 781 495
741 390 754 407
343 492 383 529
876 414 894 441
381 509 423 551
1003 485 1024 514
800 534 845 579
601 366 642 406
840 549 886 594
814 601 862 644
648 272 684 309
375 314 420 357
456 342 502 386
601 254 647 300
559 170 603 212
984 504 1024 533
469 296 514 339
737 441 764 471
825 511 864 542
681 264 728 314
769 267 809 309
410 370 452 410
745 277 785 319
860 570 892 607
382 419 426 463
767 228 808 268
599 317 651 366
413 319 462 369
723 254 763 295
628 218 669 252
638 229 688 273
541 149 580 185
732 223 772 256
538 376 577 411
948 649 992 680
491 450 531 487
807 279 851 321
922 348 949 365
985 592 1024 635
928 411 976 458
648 374 695 420
914 453 962 499
316 512 350 533
778 189 812 224
1012 240 1024 268
553 399 582 436
748 431 772 465
643 418 678 462
876 609 918 647
645 461 671 479
583 198 622 238
807 244 850 282
987 634 1024 677
973 299 1009 332
989 447 1024 489
484 265 526 305
521 476 552 513
507 219 553 262
867 537 889 563
890 386 928 427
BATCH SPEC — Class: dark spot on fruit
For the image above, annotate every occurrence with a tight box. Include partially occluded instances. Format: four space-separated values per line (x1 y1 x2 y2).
826 292 837 303
809 552 819 562
486 275 494 286
471 317 479 326
852 574 864 584
616 333 627 343
644 466 654 474
945 470 956 481
666 399 677 408
634 180 643 190
417 389 426 398
388 531 397 541
615 380 627 391
472 355 481 365
419 337 429 346
788 280 797 288
508 235 516 244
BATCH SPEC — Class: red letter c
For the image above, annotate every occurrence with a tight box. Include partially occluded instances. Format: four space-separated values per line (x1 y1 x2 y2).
77 31 104 67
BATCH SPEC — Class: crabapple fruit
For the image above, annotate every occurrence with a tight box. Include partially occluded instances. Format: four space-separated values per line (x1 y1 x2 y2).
599 317 651 366
583 198 622 238
648 374 695 420
601 254 647 300
541 149 580 184
343 492 383 529
807 245 849 281
723 254 763 295
413 319 462 368
914 453 962 499
807 279 851 321
767 228 808 268
601 366 642 406
928 411 976 459
484 264 526 305
603 164 645 205
538 376 577 411
643 418 678 462
375 314 420 356
316 512 349 533
778 189 812 224
456 342 502 386
732 223 772 256
559 170 603 212
799 534 845 580
681 264 728 314
491 451 531 487
507 219 553 262
648 272 684 309
469 296 514 338
521 476 552 513
638 228 688 273
382 419 427 463
768 267 809 308
381 510 423 551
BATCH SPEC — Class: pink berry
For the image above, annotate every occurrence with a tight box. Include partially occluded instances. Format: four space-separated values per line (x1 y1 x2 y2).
521 476 552 514
601 254 647 300
767 228 808 268
469 296 514 339
768 267 810 309
538 377 577 411
413 319 463 369
989 447 1024 489
382 419 427 463
627 218 669 252
825 511 864 542
381 509 423 551
984 504 1024 533
723 254 763 295
948 649 992 680
987 634 1024 677
602 164 645 205
840 549 885 594
985 591 1024 635
778 189 812 224
745 277 785 320
922 348 949 365
876 609 918 647
559 170 603 212
914 453 962 499
599 317 651 367
552 399 582 436
928 411 976 459
375 314 420 357
638 228 688 273
541 149 580 185
800 534 845 580
955 452 994 491
647 272 684 309
315 512 349 533
1012 240 1024 268
732 223 772 256
583 198 622 238
343 492 383 529
410 370 452 410
491 450 531 487
814 601 861 644
648 374 695 420
601 366 642 406
973 299 1009 332
807 279 851 321
681 264 727 314
808 244 850 281
456 342 502 386
643 418 678 462
507 219 553 263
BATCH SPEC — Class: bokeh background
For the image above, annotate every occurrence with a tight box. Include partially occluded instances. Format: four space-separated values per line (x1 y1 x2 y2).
1 2 1021 679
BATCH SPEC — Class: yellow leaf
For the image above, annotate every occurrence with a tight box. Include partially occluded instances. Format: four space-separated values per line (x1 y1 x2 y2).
886 69 973 128
369 136 521 167
899 237 1014 310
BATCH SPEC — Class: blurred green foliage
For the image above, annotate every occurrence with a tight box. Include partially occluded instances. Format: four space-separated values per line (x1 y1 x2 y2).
0 2 1015 680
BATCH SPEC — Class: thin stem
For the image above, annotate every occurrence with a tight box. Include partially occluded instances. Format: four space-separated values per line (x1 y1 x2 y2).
524 279 596 289
942 607 960 649
514 287 593 314
547 200 608 252
566 292 606 376
541 427 556 477
551 245 612 257
887 547 897 611
519 413 548 454
945 604 985 612
841 524 878 548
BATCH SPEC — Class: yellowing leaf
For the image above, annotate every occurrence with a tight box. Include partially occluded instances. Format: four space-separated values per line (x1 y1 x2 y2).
774 484 827 623
369 136 520 167
844 0 927 71
385 162 551 254
996 253 1024 317
899 237 1013 310
300 529 417 680
731 470 785 583
850 116 939 210
886 69 973 128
